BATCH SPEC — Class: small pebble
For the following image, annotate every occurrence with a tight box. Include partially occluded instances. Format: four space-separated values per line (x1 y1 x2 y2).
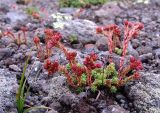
9 64 21 72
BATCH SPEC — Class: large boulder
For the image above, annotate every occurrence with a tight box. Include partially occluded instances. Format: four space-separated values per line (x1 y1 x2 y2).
95 2 122 25
0 69 18 113
125 72 160 113
54 18 103 45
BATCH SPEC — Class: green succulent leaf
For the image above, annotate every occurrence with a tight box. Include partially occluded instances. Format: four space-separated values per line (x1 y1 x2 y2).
91 85 97 93
110 86 117 93
76 87 84 94
105 63 116 76
66 63 71 70
95 79 103 86
81 74 87 84
112 76 118 84
115 47 122 55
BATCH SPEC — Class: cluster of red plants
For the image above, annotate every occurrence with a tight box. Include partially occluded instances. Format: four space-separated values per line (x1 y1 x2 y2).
34 20 144 91
2 27 28 46
96 20 143 78
96 24 121 62
34 28 102 87
33 28 62 59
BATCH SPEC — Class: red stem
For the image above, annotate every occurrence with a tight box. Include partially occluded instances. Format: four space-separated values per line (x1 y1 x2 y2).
22 31 27 44
85 67 92 86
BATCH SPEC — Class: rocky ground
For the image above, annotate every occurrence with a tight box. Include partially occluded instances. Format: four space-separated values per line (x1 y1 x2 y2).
0 0 160 113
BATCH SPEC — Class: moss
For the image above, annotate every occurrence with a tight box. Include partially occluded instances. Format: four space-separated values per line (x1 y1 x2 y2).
59 0 108 8
25 7 39 15
69 35 78 44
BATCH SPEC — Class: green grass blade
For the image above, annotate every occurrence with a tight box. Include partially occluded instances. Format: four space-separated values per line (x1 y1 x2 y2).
24 86 30 101
16 57 30 113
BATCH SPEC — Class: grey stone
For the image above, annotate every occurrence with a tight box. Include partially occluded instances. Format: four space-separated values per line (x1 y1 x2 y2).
19 44 28 50
59 93 79 106
116 94 126 101
29 61 42 77
120 99 126 104
57 19 101 44
9 64 21 72
139 53 153 62
129 103 133 107
0 69 18 112
127 42 139 58
149 38 160 49
48 76 71 100
151 0 160 6
0 3 9 13
0 109 4 113
0 37 13 46
95 2 122 18
82 44 99 54
25 51 37 58
78 92 87 100
59 8 78 15
101 105 129 113
141 16 152 23
78 9 95 21
96 37 108 51
97 100 107 110
49 101 61 110
45 110 58 113
125 72 160 113
0 48 13 60
154 48 160 59
13 53 24 60
6 11 27 23
131 39 140 49
137 46 153 55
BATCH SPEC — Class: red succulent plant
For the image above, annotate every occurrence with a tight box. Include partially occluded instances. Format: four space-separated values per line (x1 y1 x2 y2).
130 57 143 70
34 20 144 92
47 32 62 48
84 53 101 70
66 51 77 63
3 27 28 45
44 59 59 75
96 24 121 62
33 36 40 45
133 72 141 80
119 20 144 71
71 64 86 76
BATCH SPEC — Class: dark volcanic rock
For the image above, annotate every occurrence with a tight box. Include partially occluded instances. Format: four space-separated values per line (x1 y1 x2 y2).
96 37 108 51
139 53 153 62
101 105 129 113
137 46 153 55
0 69 18 113
0 48 13 60
154 48 160 59
125 72 160 113
56 19 102 45
0 3 9 13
